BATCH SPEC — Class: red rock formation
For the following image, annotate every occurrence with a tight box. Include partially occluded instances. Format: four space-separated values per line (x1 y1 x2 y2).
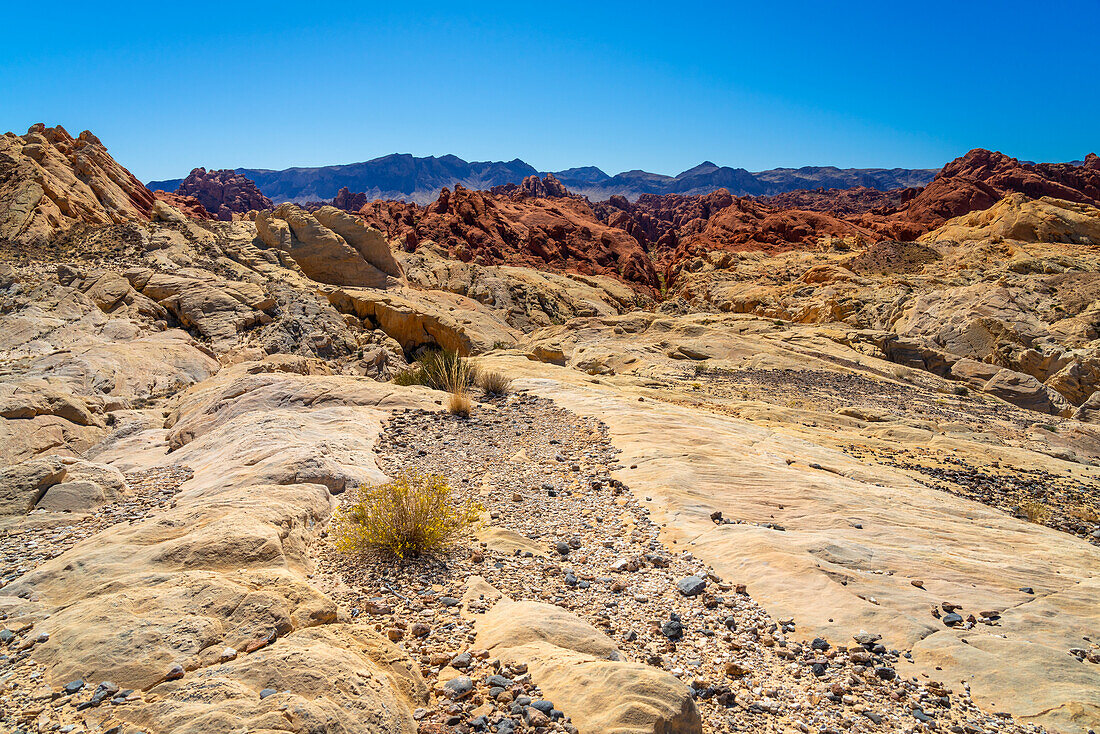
175 168 273 221
152 190 213 220
755 186 917 217
491 174 574 200
332 187 369 212
862 149 1100 239
355 184 660 288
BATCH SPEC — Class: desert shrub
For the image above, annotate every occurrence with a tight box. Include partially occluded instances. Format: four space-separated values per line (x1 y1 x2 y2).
477 370 511 396
331 472 477 559
1018 500 1052 524
391 349 475 392
693 363 710 375
392 366 426 386
447 390 472 417
1068 505 1100 523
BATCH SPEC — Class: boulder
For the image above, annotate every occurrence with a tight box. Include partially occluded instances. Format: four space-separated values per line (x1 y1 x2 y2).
313 206 404 278
255 204 395 288
0 455 127 515
137 271 273 351
983 368 1073 416
476 599 702 734
1073 391 1100 424
950 357 1002 388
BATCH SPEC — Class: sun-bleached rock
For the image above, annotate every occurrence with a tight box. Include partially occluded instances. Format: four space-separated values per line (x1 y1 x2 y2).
476 597 702 734
255 204 398 288
983 368 1073 416
922 193 1100 246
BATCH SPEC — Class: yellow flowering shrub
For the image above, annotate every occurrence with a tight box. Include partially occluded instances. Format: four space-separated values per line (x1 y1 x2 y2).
331 471 478 559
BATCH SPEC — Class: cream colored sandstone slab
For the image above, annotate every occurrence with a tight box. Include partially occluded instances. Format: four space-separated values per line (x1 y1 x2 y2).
484 356 1100 733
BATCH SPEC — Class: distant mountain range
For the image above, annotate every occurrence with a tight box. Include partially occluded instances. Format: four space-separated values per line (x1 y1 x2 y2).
148 154 941 205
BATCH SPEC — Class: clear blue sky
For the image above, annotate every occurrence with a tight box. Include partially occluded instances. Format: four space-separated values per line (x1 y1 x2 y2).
3 0 1097 182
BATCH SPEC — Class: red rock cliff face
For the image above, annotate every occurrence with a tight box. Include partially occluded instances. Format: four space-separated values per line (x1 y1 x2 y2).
175 168 273 221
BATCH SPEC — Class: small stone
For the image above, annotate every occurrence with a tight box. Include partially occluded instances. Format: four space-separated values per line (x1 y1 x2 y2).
443 676 474 700
260 688 277 699
555 541 571 556
164 664 185 681
676 575 707 597
875 666 896 681
411 622 431 637
486 674 513 688
387 628 405 642
942 613 963 626
1019 587 1035 594
525 707 551 727
811 637 830 651
661 616 684 640
450 652 473 669
439 596 460 607
64 679 86 695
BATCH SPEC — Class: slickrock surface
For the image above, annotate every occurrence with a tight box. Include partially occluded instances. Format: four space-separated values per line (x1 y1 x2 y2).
480 332 1100 732
313 395 1043 734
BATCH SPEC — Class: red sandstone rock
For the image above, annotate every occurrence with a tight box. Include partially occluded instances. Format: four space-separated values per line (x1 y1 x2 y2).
152 190 213 220
176 168 273 221
356 184 660 289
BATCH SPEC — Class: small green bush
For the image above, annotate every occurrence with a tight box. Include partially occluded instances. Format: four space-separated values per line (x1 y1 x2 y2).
331 471 478 559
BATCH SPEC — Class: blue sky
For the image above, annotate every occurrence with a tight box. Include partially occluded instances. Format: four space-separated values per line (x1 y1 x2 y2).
3 1 1097 182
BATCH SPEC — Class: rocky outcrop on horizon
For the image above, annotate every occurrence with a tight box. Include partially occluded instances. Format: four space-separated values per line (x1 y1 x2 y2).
356 183 662 289
862 148 1100 240
175 167 273 221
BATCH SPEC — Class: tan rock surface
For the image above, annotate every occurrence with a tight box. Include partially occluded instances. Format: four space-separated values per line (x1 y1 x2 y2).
477 598 702 734
2 361 440 732
256 204 399 288
478 314 1100 732
0 124 155 247
922 194 1100 246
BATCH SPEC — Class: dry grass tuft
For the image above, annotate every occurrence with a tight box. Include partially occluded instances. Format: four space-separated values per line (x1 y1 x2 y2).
1018 500 1052 524
392 349 476 393
447 390 472 417
477 370 511 397
331 471 478 559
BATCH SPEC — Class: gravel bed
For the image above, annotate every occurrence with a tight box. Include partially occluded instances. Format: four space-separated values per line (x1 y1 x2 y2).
849 445 1100 548
313 392 1044 734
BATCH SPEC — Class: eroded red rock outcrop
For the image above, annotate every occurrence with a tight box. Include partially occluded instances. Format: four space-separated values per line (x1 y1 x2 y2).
175 167 273 221
152 190 213 220
862 149 1100 239
356 182 660 289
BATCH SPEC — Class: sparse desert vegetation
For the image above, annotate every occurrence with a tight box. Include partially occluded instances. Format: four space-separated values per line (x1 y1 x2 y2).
330 471 478 559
